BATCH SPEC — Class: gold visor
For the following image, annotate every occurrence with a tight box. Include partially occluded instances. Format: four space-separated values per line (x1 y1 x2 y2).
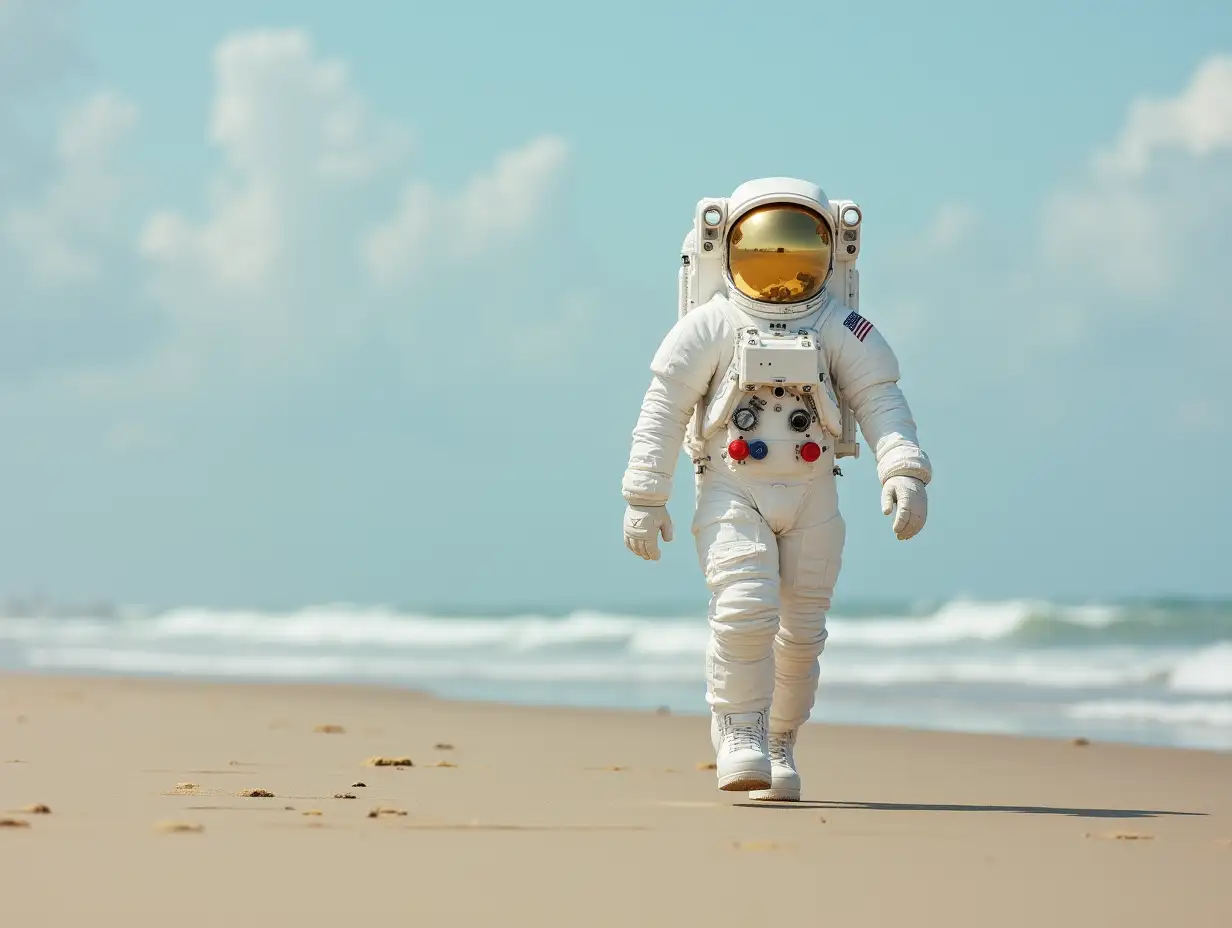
727 204 832 304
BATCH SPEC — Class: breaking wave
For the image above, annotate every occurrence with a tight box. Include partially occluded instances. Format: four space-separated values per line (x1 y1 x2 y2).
0 597 1227 652
2 598 1230 750
1065 700 1232 728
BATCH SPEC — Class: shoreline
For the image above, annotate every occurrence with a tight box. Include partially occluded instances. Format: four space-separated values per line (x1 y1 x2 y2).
4 665 1229 756
2 672 1230 924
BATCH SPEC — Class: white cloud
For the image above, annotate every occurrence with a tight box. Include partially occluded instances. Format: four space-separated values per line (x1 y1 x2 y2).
126 28 571 381
868 53 1232 440
139 29 409 303
1042 54 1232 306
1094 56 1232 179
0 21 579 451
363 134 568 284
2 91 138 283
888 54 1232 348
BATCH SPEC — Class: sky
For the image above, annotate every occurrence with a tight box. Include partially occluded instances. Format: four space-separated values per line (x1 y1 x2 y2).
0 0 1230 612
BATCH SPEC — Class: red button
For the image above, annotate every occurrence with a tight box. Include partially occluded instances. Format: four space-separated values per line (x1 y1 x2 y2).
728 439 750 461
799 441 821 462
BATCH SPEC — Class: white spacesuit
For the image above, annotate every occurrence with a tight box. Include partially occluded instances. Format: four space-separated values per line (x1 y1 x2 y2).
621 177 932 800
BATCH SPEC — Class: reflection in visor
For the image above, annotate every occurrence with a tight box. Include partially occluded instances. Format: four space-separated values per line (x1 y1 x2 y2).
727 204 832 304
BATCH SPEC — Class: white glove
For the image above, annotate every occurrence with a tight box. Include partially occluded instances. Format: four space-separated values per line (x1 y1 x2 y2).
623 504 674 560
881 476 928 541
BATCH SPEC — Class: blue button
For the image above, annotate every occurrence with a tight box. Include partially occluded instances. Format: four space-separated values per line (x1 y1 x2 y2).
748 440 769 460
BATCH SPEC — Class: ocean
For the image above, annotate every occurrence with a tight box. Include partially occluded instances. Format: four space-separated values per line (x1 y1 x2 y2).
2 597 1229 752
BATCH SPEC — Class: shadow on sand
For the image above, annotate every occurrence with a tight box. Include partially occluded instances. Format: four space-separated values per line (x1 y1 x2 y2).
732 800 1205 819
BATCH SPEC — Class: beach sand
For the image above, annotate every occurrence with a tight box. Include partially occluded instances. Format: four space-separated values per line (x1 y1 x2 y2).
1 673 1229 926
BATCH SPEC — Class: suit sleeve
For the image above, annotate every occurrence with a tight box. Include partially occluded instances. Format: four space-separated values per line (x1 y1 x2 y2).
621 311 724 506
823 309 933 486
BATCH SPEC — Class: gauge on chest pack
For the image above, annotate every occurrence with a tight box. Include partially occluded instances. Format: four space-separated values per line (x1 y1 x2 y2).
732 407 758 432
787 409 811 432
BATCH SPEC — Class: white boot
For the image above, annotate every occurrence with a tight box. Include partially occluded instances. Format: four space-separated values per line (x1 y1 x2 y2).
748 729 800 801
710 710 771 791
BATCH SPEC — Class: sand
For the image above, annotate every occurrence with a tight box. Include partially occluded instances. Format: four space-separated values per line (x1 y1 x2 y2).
1 673 1229 926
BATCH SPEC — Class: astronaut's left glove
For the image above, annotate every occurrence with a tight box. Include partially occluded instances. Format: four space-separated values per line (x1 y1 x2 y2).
623 504 674 561
881 476 928 541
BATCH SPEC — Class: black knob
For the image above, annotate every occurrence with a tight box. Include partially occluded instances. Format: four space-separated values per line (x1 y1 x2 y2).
787 409 811 432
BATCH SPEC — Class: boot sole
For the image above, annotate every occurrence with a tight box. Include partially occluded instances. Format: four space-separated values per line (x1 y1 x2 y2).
718 772 772 791
748 787 800 801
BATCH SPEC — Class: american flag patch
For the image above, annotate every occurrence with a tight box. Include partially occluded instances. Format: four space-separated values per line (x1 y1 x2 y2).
843 310 873 341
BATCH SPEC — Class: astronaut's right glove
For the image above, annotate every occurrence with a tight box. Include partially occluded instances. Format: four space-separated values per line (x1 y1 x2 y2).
881 476 928 541
623 504 674 561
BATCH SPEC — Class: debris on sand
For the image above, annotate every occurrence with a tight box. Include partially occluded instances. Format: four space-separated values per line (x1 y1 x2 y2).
367 807 409 818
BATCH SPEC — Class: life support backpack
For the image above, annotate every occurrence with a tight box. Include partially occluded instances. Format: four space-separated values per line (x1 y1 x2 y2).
677 195 865 462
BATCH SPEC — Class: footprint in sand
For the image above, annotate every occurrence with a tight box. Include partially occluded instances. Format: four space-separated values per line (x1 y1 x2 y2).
731 840 794 852
156 821 204 834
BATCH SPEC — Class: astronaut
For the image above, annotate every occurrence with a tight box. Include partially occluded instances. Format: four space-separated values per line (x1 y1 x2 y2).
621 177 932 800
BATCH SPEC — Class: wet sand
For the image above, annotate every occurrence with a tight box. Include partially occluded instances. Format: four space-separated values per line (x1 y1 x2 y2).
1 673 1229 925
